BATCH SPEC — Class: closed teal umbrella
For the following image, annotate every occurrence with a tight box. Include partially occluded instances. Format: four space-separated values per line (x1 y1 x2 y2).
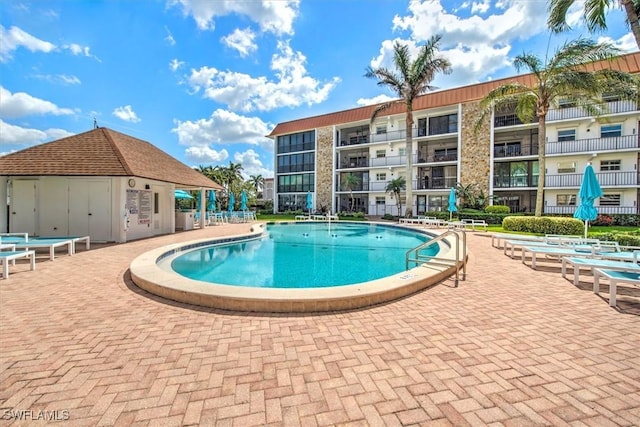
306 191 313 219
228 192 235 213
240 190 248 211
573 164 603 238
447 187 458 221
207 190 216 211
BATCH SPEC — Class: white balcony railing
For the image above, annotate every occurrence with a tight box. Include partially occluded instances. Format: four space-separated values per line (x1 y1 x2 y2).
545 171 639 188
544 205 639 215
546 135 638 155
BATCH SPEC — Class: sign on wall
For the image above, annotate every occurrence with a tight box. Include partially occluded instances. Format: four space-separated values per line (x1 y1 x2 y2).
126 189 152 224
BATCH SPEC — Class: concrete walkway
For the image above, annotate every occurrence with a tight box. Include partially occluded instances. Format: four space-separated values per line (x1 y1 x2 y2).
1 224 639 426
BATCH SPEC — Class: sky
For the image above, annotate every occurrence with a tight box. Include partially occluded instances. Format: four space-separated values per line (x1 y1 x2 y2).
0 0 636 179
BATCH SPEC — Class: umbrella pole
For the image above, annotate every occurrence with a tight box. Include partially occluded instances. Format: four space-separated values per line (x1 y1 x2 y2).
584 220 588 239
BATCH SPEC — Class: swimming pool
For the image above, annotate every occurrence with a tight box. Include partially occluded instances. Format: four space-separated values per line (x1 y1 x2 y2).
168 222 438 288
130 222 463 312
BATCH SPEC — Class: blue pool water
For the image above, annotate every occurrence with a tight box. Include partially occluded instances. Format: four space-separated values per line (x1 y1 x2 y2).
169 222 438 288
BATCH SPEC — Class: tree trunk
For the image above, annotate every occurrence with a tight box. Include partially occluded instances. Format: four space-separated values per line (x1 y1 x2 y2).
404 111 414 217
535 115 546 216
622 0 640 49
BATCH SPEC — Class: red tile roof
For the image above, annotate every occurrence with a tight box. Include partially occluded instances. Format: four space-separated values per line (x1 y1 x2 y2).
0 127 223 189
268 52 640 136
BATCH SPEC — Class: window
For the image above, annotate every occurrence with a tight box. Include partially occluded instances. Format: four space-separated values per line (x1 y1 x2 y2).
600 194 621 206
557 194 577 206
557 129 576 142
417 118 427 136
600 160 621 171
376 173 387 181
375 150 386 158
428 113 458 135
557 161 576 174
558 98 576 108
398 148 406 156
154 193 159 214
375 126 387 134
601 124 622 138
375 197 385 205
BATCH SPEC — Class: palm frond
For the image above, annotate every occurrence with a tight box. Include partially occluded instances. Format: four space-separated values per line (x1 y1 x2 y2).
547 0 577 32
513 53 543 79
584 0 612 31
370 101 400 123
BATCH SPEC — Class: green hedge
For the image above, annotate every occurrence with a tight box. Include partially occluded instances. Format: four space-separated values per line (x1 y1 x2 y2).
502 216 584 235
590 231 640 247
552 213 639 227
485 205 510 214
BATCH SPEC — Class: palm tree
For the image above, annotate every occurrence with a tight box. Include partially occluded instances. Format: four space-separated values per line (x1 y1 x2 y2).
341 173 361 212
365 36 452 218
249 174 264 198
547 0 640 49
386 177 406 217
476 38 638 216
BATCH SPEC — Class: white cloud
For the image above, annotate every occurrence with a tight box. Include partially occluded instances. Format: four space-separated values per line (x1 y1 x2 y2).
169 58 185 72
63 43 100 61
234 149 273 178
221 28 257 57
598 33 639 53
168 0 299 35
164 26 176 46
471 0 490 14
356 94 397 106
0 86 74 118
187 40 340 112
0 25 56 62
185 146 229 163
0 119 73 145
112 105 141 123
172 108 273 148
32 74 81 85
379 0 548 87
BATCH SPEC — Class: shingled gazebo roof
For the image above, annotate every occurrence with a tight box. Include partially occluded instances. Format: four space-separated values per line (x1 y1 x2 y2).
0 127 222 189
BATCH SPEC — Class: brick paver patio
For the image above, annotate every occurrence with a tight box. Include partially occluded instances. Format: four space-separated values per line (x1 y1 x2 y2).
1 224 639 426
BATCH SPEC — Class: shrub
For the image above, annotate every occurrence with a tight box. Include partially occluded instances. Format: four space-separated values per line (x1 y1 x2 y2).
382 213 395 220
592 214 614 226
502 216 584 235
485 205 510 214
590 231 640 247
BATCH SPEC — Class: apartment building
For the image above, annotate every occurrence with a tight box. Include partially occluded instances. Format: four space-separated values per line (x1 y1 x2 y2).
268 53 640 217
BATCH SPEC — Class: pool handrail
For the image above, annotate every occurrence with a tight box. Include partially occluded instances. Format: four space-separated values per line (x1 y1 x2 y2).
406 229 467 286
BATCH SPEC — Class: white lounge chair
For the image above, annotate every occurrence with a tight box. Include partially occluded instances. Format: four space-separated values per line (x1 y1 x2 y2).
522 245 638 270
1 250 36 279
593 268 640 307
14 238 74 261
561 256 640 286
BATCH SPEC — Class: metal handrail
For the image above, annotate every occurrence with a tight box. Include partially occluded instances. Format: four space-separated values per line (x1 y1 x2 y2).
405 229 467 286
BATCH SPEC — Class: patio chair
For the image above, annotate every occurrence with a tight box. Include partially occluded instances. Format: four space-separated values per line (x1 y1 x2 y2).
561 256 640 286
522 245 638 270
13 238 74 261
593 268 640 307
1 250 36 279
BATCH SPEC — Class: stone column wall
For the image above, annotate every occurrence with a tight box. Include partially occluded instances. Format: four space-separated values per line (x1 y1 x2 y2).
460 101 491 202
315 126 334 212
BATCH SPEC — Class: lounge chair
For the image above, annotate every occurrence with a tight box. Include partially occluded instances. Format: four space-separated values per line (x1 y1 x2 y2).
561 256 640 286
13 238 74 261
593 268 640 307
522 245 638 270
1 250 36 279
39 236 91 254
503 237 602 258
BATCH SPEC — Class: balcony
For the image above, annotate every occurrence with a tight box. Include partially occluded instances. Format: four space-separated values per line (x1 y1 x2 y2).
545 171 640 188
546 135 639 155
494 100 638 128
417 176 457 190
338 158 369 169
547 100 637 122
494 144 538 158
545 205 639 215
494 176 539 189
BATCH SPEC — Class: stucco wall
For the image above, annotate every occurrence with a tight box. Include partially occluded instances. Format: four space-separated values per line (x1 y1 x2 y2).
316 126 334 212
460 101 491 201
